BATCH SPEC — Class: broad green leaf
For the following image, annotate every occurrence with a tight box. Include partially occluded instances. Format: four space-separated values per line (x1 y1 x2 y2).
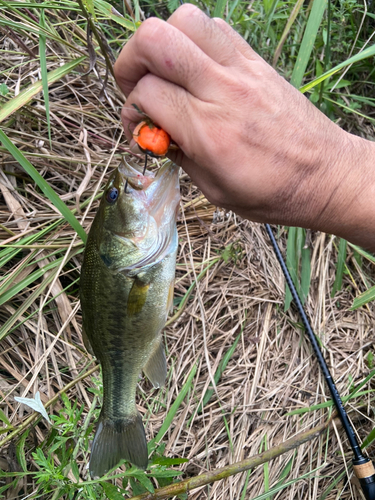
101 482 124 500
0 56 85 123
0 83 9 96
15 391 51 423
133 471 154 493
0 130 87 242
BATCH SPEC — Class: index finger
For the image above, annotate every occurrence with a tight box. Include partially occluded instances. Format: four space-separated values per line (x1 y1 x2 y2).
114 16 219 100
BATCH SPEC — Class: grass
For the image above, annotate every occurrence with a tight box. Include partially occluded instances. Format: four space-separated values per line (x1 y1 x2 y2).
0 0 375 499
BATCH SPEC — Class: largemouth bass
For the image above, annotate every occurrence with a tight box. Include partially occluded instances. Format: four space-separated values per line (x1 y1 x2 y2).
80 159 180 477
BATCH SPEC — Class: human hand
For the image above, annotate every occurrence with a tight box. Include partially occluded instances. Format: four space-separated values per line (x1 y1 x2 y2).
114 4 375 248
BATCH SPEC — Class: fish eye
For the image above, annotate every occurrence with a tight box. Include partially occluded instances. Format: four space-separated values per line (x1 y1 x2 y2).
106 187 119 203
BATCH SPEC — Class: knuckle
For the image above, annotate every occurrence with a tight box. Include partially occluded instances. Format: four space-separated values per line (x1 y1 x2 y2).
136 17 165 47
177 3 203 18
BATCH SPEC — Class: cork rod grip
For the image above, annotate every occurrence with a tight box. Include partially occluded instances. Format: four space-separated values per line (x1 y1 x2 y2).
354 460 375 479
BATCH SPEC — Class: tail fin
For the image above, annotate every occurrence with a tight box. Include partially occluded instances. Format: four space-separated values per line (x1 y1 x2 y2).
89 411 148 478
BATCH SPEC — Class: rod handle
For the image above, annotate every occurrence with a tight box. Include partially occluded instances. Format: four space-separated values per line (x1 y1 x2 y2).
353 459 375 500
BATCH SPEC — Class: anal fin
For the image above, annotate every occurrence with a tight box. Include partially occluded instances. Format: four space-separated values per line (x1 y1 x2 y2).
143 338 167 388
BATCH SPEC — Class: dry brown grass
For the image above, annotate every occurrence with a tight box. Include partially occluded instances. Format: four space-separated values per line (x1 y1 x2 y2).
0 4 374 500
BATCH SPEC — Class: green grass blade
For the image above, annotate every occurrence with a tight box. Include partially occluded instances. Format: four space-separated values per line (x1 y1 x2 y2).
213 0 227 18
226 0 241 22
275 453 295 487
240 469 252 500
263 435 270 500
273 0 304 66
0 257 65 307
197 330 242 413
361 427 375 450
6 275 81 339
301 44 375 93
286 0 328 310
5 2 79 10
351 286 375 310
331 238 347 297
0 130 87 242
247 466 324 500
319 469 347 500
290 0 327 88
0 272 56 341
0 221 61 267
39 8 52 148
0 56 85 123
285 227 298 311
148 362 198 452
348 243 375 264
300 242 311 304
286 366 375 416
94 0 136 30
16 430 30 473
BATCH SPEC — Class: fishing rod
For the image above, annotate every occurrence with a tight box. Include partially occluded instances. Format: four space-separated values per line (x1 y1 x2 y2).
265 224 375 499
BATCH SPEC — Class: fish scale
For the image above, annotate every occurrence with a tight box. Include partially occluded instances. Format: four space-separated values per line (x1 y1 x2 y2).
80 159 180 477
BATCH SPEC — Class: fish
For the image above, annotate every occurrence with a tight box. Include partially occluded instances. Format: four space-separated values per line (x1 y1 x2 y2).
80 159 180 477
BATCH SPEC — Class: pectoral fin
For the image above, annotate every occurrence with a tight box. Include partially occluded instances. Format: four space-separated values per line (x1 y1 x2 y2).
127 279 150 316
143 338 167 388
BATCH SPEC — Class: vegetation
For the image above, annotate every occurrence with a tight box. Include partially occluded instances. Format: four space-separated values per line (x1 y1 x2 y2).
0 0 374 499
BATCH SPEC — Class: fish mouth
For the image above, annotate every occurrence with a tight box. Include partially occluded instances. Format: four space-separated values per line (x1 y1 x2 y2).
118 158 154 190
119 158 180 220
114 159 180 272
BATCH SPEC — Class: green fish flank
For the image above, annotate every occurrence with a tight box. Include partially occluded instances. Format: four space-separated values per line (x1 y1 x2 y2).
80 159 180 477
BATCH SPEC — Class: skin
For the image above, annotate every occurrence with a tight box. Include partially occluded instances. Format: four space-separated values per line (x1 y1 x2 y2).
114 3 375 251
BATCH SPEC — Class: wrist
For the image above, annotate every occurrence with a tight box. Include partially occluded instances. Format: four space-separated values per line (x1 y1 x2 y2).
305 130 375 250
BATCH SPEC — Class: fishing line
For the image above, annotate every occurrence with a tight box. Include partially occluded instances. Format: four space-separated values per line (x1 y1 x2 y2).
175 1 375 496
143 153 148 175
